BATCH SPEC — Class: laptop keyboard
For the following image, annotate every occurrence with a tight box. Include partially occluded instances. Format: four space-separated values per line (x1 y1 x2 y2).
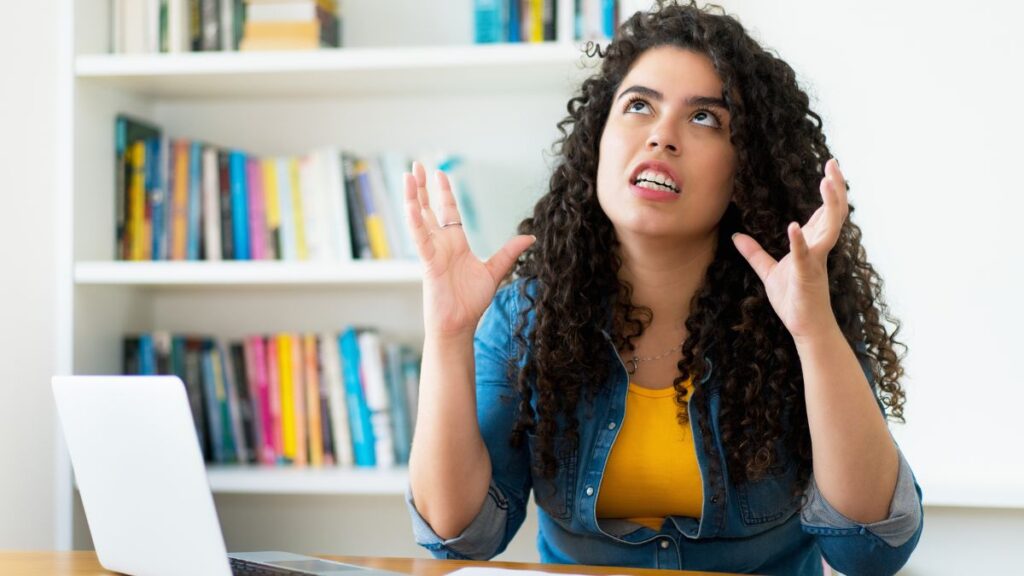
229 557 315 575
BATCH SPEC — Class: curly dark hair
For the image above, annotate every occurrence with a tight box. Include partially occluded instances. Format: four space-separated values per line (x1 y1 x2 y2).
505 0 907 503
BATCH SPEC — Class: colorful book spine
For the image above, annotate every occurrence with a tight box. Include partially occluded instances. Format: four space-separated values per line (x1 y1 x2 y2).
247 335 276 465
147 137 164 260
358 330 394 468
278 333 296 462
218 150 234 259
529 0 544 42
246 156 268 260
187 140 202 260
171 140 189 260
266 334 283 462
201 341 225 463
290 333 308 466
355 161 391 259
128 140 147 260
474 0 505 43
321 331 353 467
339 328 375 466
202 146 222 261
276 157 296 260
262 158 281 260
230 150 250 260
219 340 246 462
289 158 309 260
303 334 323 467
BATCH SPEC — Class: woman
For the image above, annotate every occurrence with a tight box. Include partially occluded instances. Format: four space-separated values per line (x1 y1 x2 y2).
403 1 923 574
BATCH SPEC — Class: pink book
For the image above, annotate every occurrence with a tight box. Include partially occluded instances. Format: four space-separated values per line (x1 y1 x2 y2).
266 335 283 464
246 157 268 260
248 335 276 465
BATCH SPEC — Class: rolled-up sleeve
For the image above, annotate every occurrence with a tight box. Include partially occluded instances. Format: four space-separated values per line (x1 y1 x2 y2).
799 342 924 574
405 283 533 560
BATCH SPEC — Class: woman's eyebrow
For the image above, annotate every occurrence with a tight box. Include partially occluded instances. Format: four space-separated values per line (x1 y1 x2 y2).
616 85 729 112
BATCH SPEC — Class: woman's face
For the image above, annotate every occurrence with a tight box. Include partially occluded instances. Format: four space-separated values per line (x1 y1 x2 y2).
597 46 737 244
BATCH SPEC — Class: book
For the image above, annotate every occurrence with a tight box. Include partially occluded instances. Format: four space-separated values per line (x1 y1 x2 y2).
321 330 353 467
339 328 375 466
202 145 223 261
220 339 248 462
230 150 251 260
128 140 148 260
276 157 297 260
146 137 165 261
288 157 309 260
357 330 394 468
277 333 296 462
290 331 307 466
187 141 203 260
115 115 161 260
385 343 412 465
353 160 391 259
341 154 372 260
321 147 353 262
262 158 282 260
230 341 259 463
266 334 284 462
201 339 226 462
170 140 190 260
474 0 506 44
218 149 234 259
245 335 276 464
302 334 323 466
246 156 269 260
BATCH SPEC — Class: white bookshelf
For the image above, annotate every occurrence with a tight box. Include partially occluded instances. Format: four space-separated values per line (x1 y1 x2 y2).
206 466 409 495
57 0 596 552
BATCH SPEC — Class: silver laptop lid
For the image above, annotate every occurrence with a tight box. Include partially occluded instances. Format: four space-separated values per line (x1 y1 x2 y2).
53 375 232 576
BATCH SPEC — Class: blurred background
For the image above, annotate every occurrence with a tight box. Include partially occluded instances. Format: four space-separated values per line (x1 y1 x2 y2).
2 1 1021 574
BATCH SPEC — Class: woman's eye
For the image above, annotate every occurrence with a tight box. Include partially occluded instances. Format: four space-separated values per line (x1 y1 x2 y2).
626 99 652 115
692 110 721 128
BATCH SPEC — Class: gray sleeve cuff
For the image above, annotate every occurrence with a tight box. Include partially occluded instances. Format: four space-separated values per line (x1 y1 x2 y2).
801 446 923 547
405 481 511 560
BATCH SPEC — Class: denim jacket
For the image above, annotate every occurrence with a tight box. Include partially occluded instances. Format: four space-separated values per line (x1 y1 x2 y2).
407 281 924 575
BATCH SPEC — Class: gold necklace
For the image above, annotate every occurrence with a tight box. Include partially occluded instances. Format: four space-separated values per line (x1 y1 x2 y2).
625 342 684 375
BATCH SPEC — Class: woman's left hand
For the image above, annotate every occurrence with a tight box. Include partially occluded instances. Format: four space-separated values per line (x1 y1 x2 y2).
732 158 848 345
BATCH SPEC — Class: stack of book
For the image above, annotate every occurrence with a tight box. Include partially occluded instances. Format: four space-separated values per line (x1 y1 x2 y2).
112 0 247 53
123 328 420 468
114 114 488 262
473 0 650 44
240 0 341 51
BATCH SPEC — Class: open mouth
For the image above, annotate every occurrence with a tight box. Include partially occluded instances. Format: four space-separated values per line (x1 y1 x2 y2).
632 172 680 194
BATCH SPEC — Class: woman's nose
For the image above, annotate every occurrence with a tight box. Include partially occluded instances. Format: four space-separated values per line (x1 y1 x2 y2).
645 125 679 154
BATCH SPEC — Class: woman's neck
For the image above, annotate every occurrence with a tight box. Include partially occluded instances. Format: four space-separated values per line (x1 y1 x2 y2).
616 232 718 333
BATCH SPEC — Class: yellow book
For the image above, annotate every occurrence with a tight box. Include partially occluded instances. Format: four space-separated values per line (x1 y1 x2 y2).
262 159 281 259
171 140 189 260
128 140 147 260
290 333 308 466
289 158 309 260
277 333 296 462
354 160 391 259
529 0 544 43
303 334 323 467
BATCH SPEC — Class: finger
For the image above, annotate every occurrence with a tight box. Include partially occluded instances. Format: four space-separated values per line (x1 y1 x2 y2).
788 222 810 265
825 158 849 219
436 170 461 228
404 173 436 261
411 161 440 231
732 232 776 282
813 175 844 254
484 235 536 283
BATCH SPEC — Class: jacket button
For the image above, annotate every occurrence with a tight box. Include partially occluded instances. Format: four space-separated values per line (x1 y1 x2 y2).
711 496 719 504
607 422 616 430
660 539 671 549
585 486 594 496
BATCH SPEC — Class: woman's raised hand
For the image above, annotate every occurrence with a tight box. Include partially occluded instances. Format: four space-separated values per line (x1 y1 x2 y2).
404 161 536 339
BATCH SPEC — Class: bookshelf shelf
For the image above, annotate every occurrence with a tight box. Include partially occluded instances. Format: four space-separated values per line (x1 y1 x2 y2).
206 465 409 495
75 43 597 98
74 261 424 287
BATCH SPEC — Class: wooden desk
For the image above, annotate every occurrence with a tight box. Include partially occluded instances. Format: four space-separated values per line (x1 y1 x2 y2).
0 551 740 575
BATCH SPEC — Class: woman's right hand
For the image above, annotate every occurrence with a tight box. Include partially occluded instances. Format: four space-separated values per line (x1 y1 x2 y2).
404 161 536 340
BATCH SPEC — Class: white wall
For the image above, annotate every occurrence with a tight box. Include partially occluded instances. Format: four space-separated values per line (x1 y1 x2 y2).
0 0 59 550
4 0 1024 573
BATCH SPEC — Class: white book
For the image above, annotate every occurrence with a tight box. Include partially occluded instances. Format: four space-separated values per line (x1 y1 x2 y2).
320 332 353 467
276 157 297 261
201 146 222 261
376 153 416 261
357 331 394 468
320 147 353 262
220 0 236 51
167 0 190 53
147 0 161 53
298 154 325 261
123 0 147 54
366 156 404 260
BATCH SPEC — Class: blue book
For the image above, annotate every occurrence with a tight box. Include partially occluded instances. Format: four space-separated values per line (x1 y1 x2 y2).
186 141 202 260
230 151 250 260
147 137 164 261
339 328 376 467
277 157 297 261
475 0 506 43
602 0 615 38
201 344 225 463
508 0 520 42
384 343 412 465
138 333 156 375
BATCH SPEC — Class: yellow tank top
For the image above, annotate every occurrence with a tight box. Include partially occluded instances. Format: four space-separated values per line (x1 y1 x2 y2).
595 380 703 531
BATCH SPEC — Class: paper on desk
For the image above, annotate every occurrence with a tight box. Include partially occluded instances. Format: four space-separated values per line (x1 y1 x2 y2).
450 565 630 569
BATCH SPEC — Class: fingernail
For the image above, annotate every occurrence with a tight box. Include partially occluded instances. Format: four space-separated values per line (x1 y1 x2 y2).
731 233 738 240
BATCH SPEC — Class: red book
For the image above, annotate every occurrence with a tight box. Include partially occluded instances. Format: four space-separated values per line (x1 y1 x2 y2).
246 157 269 260
265 335 283 463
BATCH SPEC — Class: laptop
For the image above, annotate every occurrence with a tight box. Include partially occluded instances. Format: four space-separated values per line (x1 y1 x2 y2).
52 375 405 576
